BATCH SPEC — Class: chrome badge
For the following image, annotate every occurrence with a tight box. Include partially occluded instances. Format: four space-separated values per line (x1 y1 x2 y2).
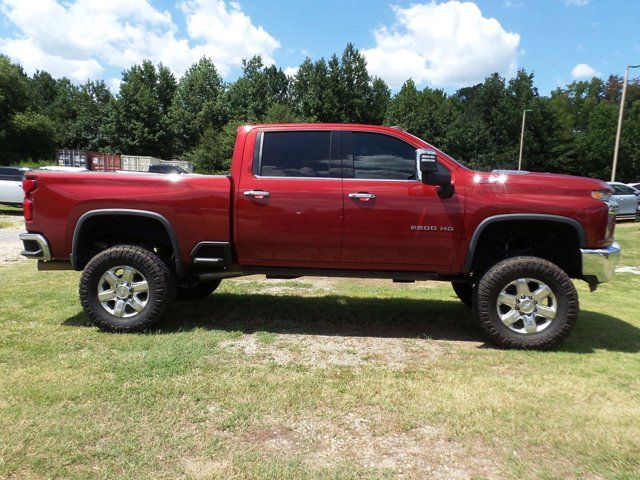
411 225 454 232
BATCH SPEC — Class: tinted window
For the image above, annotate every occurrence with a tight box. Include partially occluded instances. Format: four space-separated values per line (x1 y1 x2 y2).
613 184 635 195
352 132 416 180
259 131 331 178
0 168 25 181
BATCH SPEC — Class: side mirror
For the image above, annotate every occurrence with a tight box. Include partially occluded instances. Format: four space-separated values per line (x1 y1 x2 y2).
417 149 438 174
415 148 455 198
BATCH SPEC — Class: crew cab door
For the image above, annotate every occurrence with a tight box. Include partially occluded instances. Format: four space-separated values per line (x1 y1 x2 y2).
340 130 463 268
236 129 343 263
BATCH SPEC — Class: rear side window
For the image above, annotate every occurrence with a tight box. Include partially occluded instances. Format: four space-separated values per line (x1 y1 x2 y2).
613 184 636 195
0 168 25 181
352 132 416 180
259 131 332 178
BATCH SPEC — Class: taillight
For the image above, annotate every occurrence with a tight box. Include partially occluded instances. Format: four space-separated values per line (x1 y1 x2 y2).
22 178 37 221
24 198 33 221
22 179 37 195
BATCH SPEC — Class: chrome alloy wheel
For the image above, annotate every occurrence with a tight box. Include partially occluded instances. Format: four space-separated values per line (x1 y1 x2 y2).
97 266 149 318
496 278 557 334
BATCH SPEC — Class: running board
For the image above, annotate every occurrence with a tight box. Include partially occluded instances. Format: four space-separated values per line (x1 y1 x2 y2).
193 257 225 265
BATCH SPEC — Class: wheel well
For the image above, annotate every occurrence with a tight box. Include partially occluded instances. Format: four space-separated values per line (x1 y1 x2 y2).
73 215 176 271
469 220 582 278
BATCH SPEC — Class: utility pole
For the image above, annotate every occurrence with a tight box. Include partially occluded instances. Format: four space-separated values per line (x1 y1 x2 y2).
518 109 532 171
611 65 639 182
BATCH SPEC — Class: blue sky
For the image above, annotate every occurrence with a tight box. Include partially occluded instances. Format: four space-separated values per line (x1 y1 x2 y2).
1 0 638 95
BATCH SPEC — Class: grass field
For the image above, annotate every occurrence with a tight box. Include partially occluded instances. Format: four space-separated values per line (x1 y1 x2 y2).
1 224 639 479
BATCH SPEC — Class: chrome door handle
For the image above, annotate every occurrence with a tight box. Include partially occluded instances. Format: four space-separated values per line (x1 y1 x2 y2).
348 192 376 200
244 190 270 198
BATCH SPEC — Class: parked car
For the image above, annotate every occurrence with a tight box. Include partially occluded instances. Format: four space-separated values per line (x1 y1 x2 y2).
148 164 188 174
0 166 30 205
608 182 640 220
19 124 620 350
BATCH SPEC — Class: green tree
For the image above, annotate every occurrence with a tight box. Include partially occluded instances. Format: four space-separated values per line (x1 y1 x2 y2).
226 57 291 122
10 111 56 160
66 80 114 151
112 61 176 158
339 43 372 123
0 55 31 163
169 58 226 155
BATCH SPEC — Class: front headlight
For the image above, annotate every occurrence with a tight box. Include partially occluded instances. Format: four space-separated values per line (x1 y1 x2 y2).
592 190 612 202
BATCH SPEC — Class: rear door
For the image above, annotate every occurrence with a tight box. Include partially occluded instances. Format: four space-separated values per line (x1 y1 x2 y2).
340 130 463 268
613 184 638 216
236 129 343 263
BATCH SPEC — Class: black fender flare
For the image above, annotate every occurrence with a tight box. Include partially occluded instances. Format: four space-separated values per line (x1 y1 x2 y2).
70 208 185 275
462 213 587 272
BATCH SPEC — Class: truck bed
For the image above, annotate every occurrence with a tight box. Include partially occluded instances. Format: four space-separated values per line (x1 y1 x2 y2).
24 171 232 266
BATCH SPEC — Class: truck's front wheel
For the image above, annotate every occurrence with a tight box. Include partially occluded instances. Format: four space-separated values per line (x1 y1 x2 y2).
79 245 176 332
473 256 578 350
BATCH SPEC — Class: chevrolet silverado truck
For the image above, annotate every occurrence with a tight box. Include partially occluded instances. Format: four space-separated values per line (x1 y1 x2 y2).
19 124 621 349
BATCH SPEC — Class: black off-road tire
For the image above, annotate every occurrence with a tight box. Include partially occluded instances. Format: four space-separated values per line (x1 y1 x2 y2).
451 281 473 308
473 256 578 350
176 279 221 300
79 245 176 332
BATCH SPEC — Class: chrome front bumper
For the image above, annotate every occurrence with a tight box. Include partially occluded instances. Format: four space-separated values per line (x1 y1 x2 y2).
581 242 621 284
19 233 52 261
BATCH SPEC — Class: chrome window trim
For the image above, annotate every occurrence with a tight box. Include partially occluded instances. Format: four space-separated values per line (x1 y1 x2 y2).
342 177 421 183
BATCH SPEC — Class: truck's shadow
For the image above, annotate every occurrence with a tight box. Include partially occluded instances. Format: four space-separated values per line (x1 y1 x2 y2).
64 293 640 353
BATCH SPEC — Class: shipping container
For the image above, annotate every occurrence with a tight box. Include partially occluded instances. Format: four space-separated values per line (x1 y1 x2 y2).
56 150 121 172
121 155 162 172
89 153 121 172
56 149 91 168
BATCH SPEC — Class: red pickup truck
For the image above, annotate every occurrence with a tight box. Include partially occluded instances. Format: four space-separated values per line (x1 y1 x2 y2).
20 124 620 349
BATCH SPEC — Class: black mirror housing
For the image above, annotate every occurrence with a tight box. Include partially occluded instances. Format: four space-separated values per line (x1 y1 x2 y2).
424 169 455 198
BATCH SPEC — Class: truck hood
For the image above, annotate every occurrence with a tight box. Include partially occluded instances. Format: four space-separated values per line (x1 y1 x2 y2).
466 170 610 195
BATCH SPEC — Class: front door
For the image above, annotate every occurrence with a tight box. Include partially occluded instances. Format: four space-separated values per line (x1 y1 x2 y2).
236 129 343 263
340 131 464 268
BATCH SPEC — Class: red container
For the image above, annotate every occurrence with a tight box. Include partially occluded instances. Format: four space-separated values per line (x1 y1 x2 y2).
89 153 122 172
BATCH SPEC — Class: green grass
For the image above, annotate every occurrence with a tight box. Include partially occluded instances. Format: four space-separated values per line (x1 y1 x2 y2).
1 224 639 479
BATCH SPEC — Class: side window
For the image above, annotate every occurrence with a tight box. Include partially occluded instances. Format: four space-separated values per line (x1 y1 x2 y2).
614 184 635 195
352 132 416 180
259 131 332 178
0 168 20 181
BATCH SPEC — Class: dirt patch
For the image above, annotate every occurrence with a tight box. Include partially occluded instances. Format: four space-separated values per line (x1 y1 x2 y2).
182 458 230 478
0 227 25 265
220 332 478 369
237 413 500 479
616 266 640 274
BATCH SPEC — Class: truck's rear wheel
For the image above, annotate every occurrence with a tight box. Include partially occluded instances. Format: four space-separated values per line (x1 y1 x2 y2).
451 281 473 307
176 279 221 300
473 256 578 350
79 245 175 332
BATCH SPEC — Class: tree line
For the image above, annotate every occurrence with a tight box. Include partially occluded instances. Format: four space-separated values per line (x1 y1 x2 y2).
1 43 639 180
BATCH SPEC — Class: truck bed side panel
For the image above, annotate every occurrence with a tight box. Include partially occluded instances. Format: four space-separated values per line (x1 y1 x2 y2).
25 172 231 266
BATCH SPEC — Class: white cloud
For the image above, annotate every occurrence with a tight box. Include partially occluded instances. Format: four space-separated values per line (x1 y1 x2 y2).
565 0 589 6
0 0 280 82
179 0 280 75
362 1 521 89
571 63 601 79
284 66 299 77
